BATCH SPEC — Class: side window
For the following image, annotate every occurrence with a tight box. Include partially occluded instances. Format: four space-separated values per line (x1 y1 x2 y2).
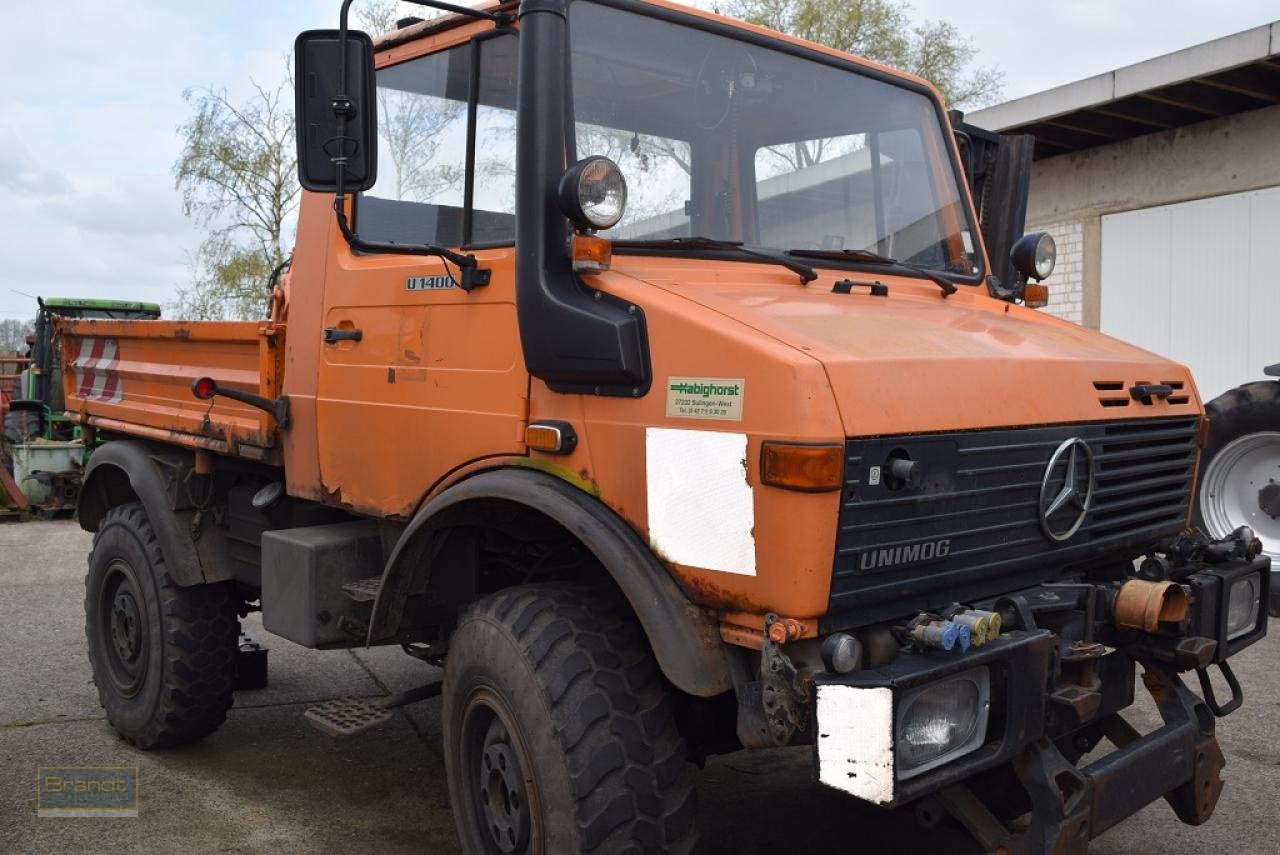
357 35 518 248
472 36 518 244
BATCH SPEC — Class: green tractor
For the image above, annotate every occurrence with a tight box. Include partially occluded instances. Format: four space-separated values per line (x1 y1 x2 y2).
2 298 160 514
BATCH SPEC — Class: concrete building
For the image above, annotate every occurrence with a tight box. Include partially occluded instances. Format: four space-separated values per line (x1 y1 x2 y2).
968 21 1280 401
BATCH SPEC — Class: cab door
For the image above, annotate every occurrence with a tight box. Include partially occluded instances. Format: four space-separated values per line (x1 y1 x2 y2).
314 32 526 518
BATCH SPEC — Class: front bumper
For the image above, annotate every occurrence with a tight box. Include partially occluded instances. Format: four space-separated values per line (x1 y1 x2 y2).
810 555 1268 848
814 630 1055 806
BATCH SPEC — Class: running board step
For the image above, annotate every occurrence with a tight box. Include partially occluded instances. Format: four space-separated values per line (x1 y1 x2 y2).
304 682 443 737
341 576 382 602
304 697 393 736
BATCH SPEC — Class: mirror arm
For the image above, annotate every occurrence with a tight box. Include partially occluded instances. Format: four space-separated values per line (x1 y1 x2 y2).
333 0 356 211
328 0 490 292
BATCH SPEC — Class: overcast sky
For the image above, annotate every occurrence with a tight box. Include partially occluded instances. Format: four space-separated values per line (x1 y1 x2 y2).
2 1 1276 320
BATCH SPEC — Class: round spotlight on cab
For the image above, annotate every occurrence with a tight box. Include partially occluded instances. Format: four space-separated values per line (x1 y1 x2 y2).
1010 231 1056 281
820 633 862 675
558 156 627 230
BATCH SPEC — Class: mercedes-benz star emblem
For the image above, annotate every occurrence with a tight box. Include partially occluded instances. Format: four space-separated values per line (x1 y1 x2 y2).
1039 437 1095 542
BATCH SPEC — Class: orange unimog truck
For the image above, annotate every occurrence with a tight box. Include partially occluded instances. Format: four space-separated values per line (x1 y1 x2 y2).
60 0 1270 851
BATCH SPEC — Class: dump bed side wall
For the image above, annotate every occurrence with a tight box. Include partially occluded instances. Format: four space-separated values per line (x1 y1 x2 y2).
58 318 285 463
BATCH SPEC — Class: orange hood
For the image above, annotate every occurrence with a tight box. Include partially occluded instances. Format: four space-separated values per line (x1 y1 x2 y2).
618 260 1201 437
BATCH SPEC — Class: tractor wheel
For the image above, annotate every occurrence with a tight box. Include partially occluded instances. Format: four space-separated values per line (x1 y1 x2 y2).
442 584 698 855
1194 381 1280 616
2 407 41 443
84 503 239 747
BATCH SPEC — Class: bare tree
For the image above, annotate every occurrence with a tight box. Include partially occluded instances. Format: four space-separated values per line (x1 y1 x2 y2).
718 0 1003 108
173 70 298 320
720 0 1003 175
0 318 33 356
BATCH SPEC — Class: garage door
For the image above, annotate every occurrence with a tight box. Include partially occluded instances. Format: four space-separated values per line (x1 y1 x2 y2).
1101 185 1280 401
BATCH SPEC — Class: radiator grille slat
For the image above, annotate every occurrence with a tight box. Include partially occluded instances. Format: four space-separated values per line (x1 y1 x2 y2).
828 417 1198 626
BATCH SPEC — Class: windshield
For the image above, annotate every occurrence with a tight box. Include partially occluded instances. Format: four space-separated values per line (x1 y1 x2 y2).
568 1 982 279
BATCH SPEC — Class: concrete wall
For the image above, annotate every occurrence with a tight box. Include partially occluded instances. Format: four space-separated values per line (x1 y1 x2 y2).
1021 103 1280 329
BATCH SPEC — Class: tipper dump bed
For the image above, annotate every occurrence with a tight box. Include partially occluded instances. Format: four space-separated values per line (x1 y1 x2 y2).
57 318 286 462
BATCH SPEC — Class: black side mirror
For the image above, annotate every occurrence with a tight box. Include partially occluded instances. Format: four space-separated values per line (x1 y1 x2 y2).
294 29 378 193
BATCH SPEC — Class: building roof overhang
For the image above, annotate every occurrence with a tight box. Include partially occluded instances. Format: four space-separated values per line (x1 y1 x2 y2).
967 21 1280 160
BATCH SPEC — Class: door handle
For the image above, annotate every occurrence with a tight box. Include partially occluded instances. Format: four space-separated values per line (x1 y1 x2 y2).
323 327 363 344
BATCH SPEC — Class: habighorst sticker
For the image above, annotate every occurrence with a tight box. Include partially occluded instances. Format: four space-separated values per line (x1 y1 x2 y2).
406 275 454 291
665 377 745 421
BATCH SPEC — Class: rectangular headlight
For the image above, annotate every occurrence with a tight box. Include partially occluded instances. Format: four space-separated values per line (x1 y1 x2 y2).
1226 573 1262 641
895 666 990 780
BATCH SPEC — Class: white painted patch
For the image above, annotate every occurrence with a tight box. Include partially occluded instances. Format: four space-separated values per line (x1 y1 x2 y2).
815 684 896 805
645 427 756 575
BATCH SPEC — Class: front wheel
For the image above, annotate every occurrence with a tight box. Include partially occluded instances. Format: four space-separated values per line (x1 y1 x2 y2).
1194 381 1280 616
84 503 240 747
442 584 699 854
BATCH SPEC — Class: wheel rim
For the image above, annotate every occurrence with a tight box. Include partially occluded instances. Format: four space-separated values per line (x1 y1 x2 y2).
1200 431 1280 560
460 687 540 854
98 558 149 697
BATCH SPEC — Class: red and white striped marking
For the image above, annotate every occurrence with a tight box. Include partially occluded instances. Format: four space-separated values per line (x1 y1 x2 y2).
72 337 123 404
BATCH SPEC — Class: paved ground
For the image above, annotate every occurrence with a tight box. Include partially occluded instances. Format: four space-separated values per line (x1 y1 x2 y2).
0 519 1276 854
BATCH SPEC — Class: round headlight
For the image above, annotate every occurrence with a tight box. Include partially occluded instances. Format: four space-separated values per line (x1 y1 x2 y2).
558 156 627 230
1010 231 1056 281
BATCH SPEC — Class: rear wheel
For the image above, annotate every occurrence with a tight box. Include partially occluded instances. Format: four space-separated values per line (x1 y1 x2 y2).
2 406 42 443
84 503 239 747
442 583 698 854
1194 381 1280 616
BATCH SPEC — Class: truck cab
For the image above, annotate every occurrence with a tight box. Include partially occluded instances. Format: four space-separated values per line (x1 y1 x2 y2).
60 1 1268 852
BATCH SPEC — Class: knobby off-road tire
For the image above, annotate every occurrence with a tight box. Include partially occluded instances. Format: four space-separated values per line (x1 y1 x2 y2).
443 583 699 855
2 407 41 443
84 503 239 748
1194 381 1280 616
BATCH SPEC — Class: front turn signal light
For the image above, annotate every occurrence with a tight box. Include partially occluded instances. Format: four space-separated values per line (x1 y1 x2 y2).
571 234 612 274
1023 282 1049 309
761 442 843 492
526 420 578 454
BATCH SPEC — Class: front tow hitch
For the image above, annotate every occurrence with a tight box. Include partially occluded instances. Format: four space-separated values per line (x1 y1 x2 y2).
927 665 1223 855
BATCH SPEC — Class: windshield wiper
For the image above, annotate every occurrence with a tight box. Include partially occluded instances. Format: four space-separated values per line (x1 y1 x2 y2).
614 236 818 285
788 248 958 297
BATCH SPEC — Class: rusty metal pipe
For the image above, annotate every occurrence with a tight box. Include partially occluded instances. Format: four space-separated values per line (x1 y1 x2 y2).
1114 579 1188 632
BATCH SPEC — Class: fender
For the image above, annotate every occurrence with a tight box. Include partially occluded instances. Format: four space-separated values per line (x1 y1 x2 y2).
77 440 208 587
369 468 734 698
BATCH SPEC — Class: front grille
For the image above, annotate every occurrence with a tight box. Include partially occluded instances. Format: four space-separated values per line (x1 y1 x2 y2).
827 417 1198 627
